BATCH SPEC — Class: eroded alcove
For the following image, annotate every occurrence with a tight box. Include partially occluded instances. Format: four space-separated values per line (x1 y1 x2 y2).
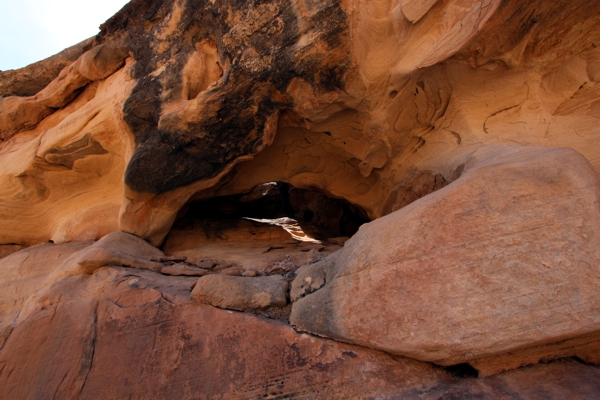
160 182 370 275
182 182 369 236
181 39 223 101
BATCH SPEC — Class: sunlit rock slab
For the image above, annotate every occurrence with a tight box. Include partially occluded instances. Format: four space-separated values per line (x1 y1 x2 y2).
291 145 600 374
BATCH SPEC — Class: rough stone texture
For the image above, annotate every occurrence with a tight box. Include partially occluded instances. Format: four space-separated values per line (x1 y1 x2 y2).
2 0 600 397
290 145 600 374
0 37 96 97
191 274 288 311
0 242 448 398
0 53 135 245
0 0 599 246
62 231 165 274
0 244 26 259
162 215 341 274
2 241 600 399
160 263 213 277
0 242 90 350
0 43 129 140
400 0 440 24
405 360 600 399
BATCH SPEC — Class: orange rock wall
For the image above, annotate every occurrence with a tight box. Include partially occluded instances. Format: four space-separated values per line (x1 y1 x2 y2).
0 0 598 246
1 0 600 397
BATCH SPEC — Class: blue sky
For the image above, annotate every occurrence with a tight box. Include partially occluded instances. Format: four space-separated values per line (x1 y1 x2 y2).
0 0 130 71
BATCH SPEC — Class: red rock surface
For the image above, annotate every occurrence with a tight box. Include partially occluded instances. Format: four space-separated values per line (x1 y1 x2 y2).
0 246 449 398
1 244 599 398
1 0 600 397
191 274 288 311
291 145 600 374
0 0 599 246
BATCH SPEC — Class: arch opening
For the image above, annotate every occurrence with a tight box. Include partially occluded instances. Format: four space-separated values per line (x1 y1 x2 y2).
160 182 371 276
182 182 370 239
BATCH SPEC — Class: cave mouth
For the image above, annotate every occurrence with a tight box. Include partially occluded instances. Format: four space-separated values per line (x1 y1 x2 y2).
443 363 479 379
178 182 371 241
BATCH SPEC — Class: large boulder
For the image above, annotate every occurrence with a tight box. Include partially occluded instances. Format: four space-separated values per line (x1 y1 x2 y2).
290 145 600 374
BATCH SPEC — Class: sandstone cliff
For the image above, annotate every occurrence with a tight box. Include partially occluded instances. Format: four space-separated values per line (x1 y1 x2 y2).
1 0 600 398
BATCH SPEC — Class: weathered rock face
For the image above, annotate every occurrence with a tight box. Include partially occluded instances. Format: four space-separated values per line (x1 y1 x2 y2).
0 38 96 98
2 0 600 397
0 241 448 398
191 274 288 311
0 51 135 245
0 241 91 350
1 240 600 399
1 0 599 246
290 145 600 374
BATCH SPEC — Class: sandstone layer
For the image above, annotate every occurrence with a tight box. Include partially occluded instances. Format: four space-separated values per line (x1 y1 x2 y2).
1 0 600 397
0 240 599 398
0 37 96 98
0 0 598 246
191 274 288 311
